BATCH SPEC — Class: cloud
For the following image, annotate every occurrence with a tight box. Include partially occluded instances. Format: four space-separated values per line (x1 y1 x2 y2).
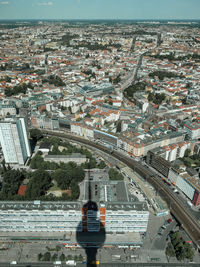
0 1 9 4
37 2 53 6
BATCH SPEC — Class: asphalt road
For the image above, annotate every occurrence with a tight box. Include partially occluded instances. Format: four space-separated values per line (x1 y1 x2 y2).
1 262 200 267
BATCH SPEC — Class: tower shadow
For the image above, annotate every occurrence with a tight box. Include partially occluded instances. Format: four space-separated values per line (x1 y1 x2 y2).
76 172 106 266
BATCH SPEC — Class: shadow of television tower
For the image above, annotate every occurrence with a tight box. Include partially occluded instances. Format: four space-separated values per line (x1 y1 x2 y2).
76 167 106 266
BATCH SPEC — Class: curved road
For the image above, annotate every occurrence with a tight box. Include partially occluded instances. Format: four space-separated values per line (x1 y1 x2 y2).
42 130 200 248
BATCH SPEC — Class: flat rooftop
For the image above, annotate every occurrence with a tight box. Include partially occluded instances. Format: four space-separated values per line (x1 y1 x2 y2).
45 153 86 159
84 180 130 203
0 201 81 211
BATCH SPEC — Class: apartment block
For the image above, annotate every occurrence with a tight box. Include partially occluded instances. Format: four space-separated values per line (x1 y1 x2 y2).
0 117 31 165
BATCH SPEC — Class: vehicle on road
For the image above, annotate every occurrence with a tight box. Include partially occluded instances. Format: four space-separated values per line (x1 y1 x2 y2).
187 200 193 207
162 220 170 229
91 260 100 265
151 258 160 262
158 227 164 236
66 260 76 266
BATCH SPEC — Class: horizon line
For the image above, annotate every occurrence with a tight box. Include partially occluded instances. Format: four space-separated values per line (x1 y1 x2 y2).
0 18 200 21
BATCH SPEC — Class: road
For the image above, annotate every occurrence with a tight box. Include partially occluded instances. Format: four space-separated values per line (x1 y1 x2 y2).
120 32 161 93
42 130 200 248
1 262 200 267
120 53 144 91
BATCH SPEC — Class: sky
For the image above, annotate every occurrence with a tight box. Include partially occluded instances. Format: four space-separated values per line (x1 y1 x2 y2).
0 0 200 20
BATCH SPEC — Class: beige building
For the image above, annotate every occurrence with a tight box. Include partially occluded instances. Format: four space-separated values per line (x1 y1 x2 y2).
44 153 87 165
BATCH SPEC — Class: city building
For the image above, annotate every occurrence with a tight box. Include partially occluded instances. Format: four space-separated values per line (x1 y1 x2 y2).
0 117 31 165
146 151 171 178
80 83 114 96
0 180 149 247
44 153 87 165
184 121 200 139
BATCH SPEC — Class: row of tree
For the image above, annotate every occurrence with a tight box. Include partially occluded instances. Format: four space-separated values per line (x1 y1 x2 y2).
38 252 83 262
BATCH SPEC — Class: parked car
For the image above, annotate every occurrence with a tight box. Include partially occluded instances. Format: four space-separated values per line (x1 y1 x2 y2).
168 218 173 223
158 227 164 235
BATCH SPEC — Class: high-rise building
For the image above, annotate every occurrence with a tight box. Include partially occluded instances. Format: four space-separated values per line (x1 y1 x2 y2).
0 117 31 165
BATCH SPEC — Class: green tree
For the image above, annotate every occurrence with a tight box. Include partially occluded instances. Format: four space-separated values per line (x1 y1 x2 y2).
60 253 65 261
70 182 80 200
55 245 61 251
124 82 146 98
42 252 51 261
30 153 44 169
176 243 185 262
78 254 83 261
51 253 58 261
97 160 106 169
38 253 43 261
30 128 43 141
85 113 91 118
108 168 124 180
25 170 52 199
184 149 191 157
116 121 122 132
0 169 25 199
170 232 181 247
184 242 195 262
165 242 175 261
66 255 72 260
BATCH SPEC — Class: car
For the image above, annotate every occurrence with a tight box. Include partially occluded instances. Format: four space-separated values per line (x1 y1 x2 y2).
168 218 173 223
162 221 169 228
151 258 160 262
158 227 164 235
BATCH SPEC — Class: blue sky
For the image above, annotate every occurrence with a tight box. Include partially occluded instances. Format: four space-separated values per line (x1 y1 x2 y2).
0 0 199 20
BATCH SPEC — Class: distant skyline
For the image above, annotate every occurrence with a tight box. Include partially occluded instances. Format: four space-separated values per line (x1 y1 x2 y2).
0 0 200 20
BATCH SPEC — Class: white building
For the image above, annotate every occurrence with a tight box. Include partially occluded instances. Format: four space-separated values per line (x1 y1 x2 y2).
184 121 200 139
0 201 82 232
44 153 87 165
0 117 31 165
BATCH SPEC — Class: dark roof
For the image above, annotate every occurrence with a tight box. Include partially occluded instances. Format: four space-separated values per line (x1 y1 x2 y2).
39 141 51 150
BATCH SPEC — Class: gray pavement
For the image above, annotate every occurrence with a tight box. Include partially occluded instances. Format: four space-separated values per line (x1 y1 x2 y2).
0 263 200 267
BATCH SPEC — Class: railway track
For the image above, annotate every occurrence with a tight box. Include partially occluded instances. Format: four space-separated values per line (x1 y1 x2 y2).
42 130 200 247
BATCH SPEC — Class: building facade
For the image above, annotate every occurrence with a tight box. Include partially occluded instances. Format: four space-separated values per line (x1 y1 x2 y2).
0 117 31 165
0 200 149 233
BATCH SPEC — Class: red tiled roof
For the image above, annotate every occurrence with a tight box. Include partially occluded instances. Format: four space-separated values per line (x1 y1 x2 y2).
18 185 27 196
